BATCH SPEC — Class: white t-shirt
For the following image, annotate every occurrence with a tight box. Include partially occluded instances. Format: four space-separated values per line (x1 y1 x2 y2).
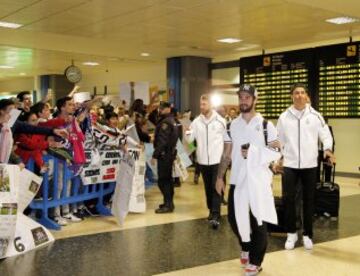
224 113 278 185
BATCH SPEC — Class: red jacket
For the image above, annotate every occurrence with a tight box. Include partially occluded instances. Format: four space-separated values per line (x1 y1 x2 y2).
15 118 66 167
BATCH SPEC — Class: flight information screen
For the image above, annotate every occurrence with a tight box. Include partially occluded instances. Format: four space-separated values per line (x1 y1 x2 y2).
240 49 314 119
317 42 360 118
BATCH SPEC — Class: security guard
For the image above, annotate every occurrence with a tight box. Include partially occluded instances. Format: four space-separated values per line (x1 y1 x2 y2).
151 101 178 213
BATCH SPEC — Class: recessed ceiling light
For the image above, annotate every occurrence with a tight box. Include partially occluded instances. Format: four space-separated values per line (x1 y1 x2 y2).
82 62 99 66
235 44 259 51
325 16 359 25
217 38 242 44
0 65 14 69
0 21 23 29
141 53 150 57
19 72 26 76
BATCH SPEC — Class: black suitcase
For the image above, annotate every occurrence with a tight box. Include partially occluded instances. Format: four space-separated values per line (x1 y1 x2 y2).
315 163 339 218
267 197 286 233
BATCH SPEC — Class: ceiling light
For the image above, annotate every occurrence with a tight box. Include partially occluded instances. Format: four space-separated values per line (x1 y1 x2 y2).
0 65 14 69
0 21 23 29
217 38 242 44
82 62 99 66
235 44 259 51
325 17 359 25
141 53 150 57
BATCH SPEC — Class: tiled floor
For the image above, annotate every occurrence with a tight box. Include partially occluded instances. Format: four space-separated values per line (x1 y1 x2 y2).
157 235 360 276
0 172 359 276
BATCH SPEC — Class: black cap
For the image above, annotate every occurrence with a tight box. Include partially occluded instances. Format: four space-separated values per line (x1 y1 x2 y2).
237 84 258 97
159 101 171 109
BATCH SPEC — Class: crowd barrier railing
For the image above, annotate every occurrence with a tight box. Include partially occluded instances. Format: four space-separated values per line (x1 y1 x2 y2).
27 155 115 230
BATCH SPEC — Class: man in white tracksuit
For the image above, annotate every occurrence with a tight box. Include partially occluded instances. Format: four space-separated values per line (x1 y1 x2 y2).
277 83 335 250
185 94 226 228
216 85 281 276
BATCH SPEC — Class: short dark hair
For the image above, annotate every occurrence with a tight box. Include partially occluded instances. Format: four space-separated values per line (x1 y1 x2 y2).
290 83 308 94
0 98 15 111
17 91 31 102
22 111 37 122
31 102 47 116
56 96 73 111
105 111 118 121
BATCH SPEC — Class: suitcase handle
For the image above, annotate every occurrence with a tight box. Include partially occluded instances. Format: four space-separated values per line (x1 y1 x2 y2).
321 182 337 191
321 158 336 183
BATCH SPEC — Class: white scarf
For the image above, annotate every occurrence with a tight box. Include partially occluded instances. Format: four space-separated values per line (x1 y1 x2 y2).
0 123 14 163
234 144 281 242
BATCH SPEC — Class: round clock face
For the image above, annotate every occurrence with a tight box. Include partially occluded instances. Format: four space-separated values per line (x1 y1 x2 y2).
64 65 82 83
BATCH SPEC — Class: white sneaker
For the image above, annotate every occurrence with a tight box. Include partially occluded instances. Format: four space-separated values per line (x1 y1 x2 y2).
54 216 68 226
303 236 313 250
63 213 82 223
245 264 262 276
285 233 298 250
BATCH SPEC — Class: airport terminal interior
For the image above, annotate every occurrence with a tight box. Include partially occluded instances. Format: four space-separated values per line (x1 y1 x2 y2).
0 1 360 276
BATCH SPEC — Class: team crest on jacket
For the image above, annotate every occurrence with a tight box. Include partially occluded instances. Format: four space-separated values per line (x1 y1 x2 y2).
161 123 168 130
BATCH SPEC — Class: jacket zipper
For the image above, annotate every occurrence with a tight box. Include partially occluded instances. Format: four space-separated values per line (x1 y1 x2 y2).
206 124 210 165
298 119 301 168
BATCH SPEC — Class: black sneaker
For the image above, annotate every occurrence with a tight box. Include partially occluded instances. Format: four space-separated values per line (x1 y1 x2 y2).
155 206 174 214
210 219 220 230
207 212 213 221
159 203 175 210
74 208 88 219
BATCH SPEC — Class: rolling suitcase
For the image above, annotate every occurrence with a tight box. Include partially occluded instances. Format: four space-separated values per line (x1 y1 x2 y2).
315 163 339 218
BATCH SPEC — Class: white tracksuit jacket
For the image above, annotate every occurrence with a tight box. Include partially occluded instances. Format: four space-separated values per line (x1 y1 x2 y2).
277 104 333 169
185 111 226 166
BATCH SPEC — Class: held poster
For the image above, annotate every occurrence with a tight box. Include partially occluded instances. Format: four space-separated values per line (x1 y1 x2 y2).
0 165 54 259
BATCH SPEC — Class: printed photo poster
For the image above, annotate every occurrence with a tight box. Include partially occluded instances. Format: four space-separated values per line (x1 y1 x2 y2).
128 149 146 213
0 165 19 258
0 202 17 259
144 143 158 179
119 81 150 105
179 118 195 155
81 150 121 185
5 214 54 258
0 166 54 259
0 165 19 201
119 82 131 104
111 154 135 225
134 82 150 104
172 155 189 181
17 169 43 213
176 140 192 168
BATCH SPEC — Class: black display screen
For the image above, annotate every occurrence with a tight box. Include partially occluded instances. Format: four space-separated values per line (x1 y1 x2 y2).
240 49 314 119
317 42 360 118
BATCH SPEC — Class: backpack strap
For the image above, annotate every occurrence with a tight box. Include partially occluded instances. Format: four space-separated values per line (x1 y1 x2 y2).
263 119 268 146
226 121 231 140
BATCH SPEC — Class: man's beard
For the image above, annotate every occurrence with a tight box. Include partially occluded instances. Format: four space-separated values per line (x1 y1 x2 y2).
239 103 253 113
201 109 211 116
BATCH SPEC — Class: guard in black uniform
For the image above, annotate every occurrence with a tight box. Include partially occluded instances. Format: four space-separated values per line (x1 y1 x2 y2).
152 102 179 213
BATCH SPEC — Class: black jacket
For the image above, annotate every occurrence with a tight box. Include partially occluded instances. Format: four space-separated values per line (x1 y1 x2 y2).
153 114 178 159
11 120 55 136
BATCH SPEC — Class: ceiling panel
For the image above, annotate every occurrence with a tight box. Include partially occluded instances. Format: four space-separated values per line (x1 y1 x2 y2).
1 0 360 80
0 0 39 18
3 0 87 25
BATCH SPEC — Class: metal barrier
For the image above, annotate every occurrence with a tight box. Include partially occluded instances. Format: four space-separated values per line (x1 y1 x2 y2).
27 155 115 230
